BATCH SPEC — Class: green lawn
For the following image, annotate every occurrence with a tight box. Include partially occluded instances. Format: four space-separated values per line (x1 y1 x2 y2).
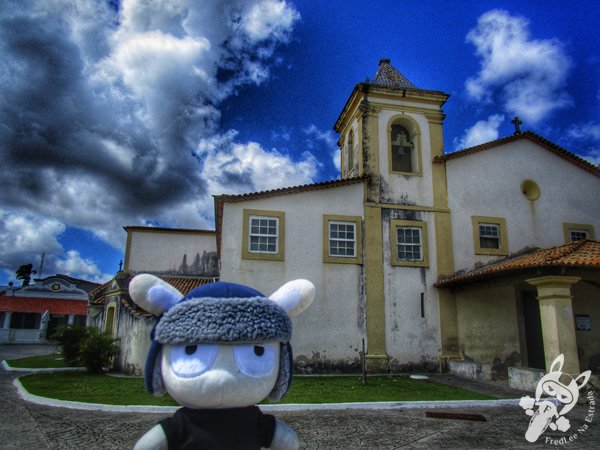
6 353 74 369
19 372 495 406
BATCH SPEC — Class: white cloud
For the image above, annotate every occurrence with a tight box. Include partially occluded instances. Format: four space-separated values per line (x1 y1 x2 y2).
465 9 572 124
567 122 600 141
303 124 340 174
0 210 64 262
54 250 112 283
565 122 600 166
0 213 78 285
197 131 319 195
454 114 505 150
0 208 113 284
241 0 300 42
0 0 301 281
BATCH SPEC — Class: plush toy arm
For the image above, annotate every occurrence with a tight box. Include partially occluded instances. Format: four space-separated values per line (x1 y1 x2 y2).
270 420 299 450
133 424 168 450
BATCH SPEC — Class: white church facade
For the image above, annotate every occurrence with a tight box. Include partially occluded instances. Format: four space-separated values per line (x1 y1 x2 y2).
96 60 600 378
215 59 600 377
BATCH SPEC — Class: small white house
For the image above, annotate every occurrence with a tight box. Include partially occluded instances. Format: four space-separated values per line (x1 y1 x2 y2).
0 275 97 343
90 226 218 375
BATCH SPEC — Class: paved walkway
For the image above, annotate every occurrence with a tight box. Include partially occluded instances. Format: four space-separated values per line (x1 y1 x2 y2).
1 344 598 449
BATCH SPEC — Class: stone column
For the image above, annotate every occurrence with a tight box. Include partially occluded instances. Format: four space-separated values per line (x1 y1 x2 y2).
363 204 388 372
526 275 581 374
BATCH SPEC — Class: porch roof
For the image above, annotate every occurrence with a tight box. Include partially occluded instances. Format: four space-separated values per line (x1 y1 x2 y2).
0 296 88 315
435 239 600 288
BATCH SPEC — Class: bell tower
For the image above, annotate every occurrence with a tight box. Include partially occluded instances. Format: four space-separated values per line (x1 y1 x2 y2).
334 60 458 371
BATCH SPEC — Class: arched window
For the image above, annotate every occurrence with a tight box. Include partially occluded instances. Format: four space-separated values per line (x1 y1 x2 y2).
105 304 116 337
347 130 354 174
390 124 413 172
387 116 422 176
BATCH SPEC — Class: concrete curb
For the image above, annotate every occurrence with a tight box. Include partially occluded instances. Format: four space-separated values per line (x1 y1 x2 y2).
2 360 86 372
13 375 521 413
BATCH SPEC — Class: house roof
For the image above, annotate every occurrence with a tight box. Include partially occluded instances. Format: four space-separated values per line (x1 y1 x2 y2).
30 274 100 293
334 61 448 133
158 276 216 295
89 272 217 318
118 276 217 318
433 131 600 178
435 240 600 288
124 226 215 235
214 176 366 204
213 176 366 257
0 296 88 315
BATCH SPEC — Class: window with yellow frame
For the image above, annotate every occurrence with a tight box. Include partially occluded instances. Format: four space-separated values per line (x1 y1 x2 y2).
563 223 595 243
472 216 508 256
242 209 285 261
390 219 429 267
323 215 363 264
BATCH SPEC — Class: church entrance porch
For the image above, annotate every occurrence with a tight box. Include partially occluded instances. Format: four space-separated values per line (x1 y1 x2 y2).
435 240 600 379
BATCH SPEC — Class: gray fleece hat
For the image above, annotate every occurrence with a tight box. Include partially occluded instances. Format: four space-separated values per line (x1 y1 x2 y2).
145 281 293 401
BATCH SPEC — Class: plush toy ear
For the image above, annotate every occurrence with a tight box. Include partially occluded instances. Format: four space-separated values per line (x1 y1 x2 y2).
129 274 183 316
269 279 315 317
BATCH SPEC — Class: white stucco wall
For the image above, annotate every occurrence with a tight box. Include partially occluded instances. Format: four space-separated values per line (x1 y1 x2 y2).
115 311 154 376
381 208 442 367
447 140 600 272
219 183 366 369
127 230 217 275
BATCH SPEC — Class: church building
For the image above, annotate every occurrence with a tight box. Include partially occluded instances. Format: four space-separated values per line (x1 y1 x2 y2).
214 59 600 380
95 60 599 381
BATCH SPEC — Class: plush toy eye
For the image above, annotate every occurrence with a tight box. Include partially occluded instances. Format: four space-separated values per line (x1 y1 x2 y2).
169 344 218 378
234 344 277 378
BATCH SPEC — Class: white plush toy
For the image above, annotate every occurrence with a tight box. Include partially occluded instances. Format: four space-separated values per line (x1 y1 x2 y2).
130 274 315 450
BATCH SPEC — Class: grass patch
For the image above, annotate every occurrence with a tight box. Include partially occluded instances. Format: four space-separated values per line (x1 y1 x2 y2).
20 372 178 406
268 376 495 403
6 353 75 369
20 373 495 406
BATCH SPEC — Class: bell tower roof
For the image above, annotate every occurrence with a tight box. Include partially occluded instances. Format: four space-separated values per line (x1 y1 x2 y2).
371 58 416 89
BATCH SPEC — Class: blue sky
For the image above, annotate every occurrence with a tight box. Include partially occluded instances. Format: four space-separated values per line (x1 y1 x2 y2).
1 0 599 286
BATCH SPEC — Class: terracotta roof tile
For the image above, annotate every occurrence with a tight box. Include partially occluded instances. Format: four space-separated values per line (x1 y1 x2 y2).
123 226 215 234
435 240 600 288
0 296 88 315
159 276 217 295
214 176 366 203
89 273 218 318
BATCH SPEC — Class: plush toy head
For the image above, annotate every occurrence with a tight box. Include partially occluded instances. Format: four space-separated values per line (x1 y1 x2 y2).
129 275 314 409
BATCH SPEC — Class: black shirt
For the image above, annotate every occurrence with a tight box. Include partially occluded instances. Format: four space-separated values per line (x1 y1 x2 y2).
160 406 276 450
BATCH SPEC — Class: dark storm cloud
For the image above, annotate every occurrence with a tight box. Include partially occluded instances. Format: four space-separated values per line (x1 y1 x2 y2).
0 7 207 219
0 0 311 285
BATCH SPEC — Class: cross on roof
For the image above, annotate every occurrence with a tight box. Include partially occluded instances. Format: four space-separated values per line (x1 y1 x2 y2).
511 116 523 134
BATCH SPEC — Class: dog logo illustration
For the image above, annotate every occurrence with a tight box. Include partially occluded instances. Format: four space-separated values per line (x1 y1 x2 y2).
519 354 591 443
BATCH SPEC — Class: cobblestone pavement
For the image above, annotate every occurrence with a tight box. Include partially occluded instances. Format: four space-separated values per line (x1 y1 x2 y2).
1 345 599 449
